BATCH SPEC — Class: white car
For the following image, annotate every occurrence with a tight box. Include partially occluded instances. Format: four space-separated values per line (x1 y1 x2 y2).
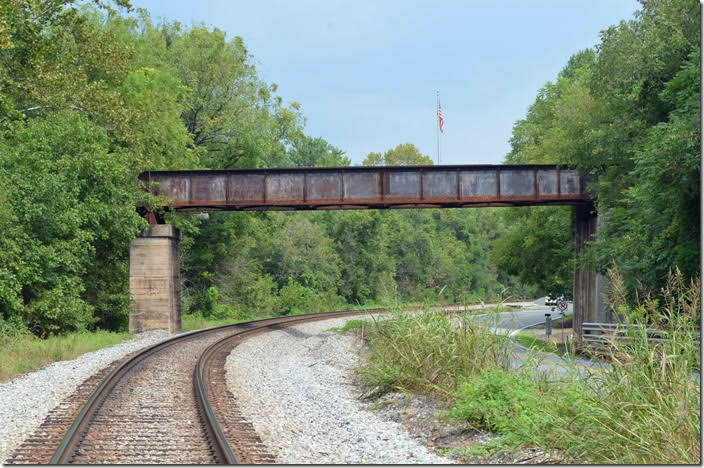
545 294 557 306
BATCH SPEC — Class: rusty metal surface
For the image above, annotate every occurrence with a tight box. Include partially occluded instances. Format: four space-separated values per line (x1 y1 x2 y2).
140 165 592 211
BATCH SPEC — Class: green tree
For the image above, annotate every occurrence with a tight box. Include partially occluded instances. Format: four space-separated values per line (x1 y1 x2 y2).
287 135 350 167
0 113 146 335
501 0 700 300
362 143 433 166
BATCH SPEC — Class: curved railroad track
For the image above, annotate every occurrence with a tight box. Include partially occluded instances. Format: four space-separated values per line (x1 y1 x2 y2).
42 309 377 464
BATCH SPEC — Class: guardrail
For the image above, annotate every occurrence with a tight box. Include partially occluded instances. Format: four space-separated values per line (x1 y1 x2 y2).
582 322 700 346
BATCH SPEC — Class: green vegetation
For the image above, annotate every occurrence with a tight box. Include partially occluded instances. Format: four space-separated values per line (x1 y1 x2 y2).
513 332 562 354
495 0 700 301
325 319 372 334
353 270 700 464
181 312 250 332
0 1 517 341
357 309 513 396
0 330 131 382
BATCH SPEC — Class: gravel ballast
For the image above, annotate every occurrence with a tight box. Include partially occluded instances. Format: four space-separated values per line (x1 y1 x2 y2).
0 330 172 463
225 316 453 464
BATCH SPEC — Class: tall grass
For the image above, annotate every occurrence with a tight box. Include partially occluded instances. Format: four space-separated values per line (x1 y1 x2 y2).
531 269 701 464
357 307 513 396
355 270 700 464
0 330 131 383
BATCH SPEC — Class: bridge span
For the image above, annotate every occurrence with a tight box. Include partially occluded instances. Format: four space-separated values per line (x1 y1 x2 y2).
129 164 607 339
139 164 591 214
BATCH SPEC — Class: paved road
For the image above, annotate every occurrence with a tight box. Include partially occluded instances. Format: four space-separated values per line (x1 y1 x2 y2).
467 298 572 335
463 299 611 378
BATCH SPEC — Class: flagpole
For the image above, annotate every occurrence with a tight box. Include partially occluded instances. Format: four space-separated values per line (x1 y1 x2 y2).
436 90 441 165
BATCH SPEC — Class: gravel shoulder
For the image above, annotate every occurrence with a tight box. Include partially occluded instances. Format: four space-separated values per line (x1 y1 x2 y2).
0 330 172 463
225 316 454 464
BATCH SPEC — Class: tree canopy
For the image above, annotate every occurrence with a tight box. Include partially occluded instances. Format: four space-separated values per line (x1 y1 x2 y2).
496 0 700 299
0 0 697 335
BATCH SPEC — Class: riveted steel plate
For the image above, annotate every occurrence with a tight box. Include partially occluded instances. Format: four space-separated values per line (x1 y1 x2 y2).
537 170 558 195
560 170 581 195
423 171 458 200
228 174 265 202
266 174 304 201
387 171 421 199
307 173 342 201
191 175 226 202
460 171 498 199
155 176 189 203
343 172 379 200
500 169 534 197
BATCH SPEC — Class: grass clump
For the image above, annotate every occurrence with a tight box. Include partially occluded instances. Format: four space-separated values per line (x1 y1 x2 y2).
443 269 701 464
538 269 701 464
358 308 513 396
325 319 371 333
513 332 560 353
181 311 254 331
356 270 700 464
0 329 131 382
446 368 586 458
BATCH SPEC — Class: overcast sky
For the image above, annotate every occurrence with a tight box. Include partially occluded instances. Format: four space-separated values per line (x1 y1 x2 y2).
129 0 640 165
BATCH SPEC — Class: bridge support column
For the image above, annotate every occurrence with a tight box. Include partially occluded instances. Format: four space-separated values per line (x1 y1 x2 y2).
129 225 181 333
573 205 611 339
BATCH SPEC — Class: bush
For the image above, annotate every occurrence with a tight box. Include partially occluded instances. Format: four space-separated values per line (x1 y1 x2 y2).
444 269 701 464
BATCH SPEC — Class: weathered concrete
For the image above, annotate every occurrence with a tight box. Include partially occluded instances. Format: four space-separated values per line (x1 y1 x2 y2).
129 225 181 333
573 205 612 339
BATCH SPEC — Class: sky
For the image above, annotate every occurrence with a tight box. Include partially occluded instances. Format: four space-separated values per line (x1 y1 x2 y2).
128 0 641 166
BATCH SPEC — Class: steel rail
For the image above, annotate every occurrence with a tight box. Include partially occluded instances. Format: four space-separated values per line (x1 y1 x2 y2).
49 309 384 465
193 309 377 464
49 326 214 464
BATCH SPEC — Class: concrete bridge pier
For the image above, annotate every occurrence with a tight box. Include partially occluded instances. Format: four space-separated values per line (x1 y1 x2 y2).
572 205 611 339
129 224 181 333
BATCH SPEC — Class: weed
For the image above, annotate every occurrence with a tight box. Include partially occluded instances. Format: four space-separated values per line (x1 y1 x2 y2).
325 319 371 334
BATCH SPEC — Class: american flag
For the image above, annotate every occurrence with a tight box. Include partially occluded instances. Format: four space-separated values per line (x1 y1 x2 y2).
437 102 444 133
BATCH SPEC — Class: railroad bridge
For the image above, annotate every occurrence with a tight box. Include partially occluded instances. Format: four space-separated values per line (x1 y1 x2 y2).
129 164 609 338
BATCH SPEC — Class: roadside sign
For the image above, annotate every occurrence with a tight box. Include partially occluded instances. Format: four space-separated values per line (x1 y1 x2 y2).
557 300 568 311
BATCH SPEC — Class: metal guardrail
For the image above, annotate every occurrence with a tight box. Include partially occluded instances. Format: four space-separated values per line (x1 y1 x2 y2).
582 322 700 346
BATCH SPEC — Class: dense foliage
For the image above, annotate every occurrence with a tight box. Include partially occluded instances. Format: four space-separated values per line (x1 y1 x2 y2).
495 0 700 301
0 1 515 335
0 0 697 335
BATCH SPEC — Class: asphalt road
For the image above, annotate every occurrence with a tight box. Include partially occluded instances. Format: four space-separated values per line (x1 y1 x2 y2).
470 297 573 335
463 299 611 377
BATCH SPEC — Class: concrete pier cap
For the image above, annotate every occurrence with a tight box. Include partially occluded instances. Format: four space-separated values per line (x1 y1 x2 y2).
129 224 181 333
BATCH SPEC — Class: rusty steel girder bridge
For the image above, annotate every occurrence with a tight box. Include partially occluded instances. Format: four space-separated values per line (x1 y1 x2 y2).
129 164 606 339
139 164 591 214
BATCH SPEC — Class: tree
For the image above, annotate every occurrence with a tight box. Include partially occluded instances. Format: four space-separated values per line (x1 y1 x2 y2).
0 113 146 335
287 135 350 167
362 143 433 166
500 0 700 301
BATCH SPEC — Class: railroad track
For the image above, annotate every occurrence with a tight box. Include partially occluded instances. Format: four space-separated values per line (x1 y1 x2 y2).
8 303 513 464
9 309 377 465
